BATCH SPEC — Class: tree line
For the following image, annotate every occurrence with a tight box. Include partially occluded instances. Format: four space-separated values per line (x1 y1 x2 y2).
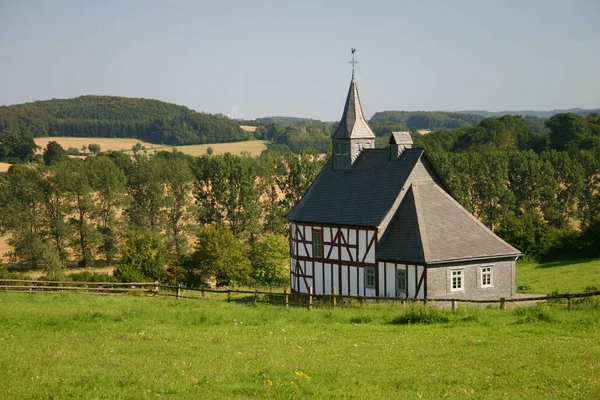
0 96 252 146
0 148 324 287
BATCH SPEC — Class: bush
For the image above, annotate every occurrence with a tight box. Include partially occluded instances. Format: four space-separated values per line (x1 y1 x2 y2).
250 233 289 286
69 271 117 283
66 147 80 156
390 306 451 325
514 306 558 324
114 231 167 282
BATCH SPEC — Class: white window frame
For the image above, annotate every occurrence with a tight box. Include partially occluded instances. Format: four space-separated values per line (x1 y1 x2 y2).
451 268 464 292
480 265 493 288
312 230 322 258
365 267 376 289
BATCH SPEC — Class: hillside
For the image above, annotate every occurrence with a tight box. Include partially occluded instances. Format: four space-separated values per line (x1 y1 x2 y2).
369 111 485 130
461 108 600 119
255 116 323 125
0 96 251 146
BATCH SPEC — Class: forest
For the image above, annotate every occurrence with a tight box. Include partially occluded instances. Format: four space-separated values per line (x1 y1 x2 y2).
0 96 252 145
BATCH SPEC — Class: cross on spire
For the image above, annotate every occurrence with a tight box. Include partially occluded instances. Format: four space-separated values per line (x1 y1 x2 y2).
349 48 358 78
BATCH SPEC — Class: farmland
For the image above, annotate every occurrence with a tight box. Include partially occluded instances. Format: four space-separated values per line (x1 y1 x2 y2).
0 293 598 399
33 137 160 153
0 162 9 172
0 235 9 263
28 137 268 157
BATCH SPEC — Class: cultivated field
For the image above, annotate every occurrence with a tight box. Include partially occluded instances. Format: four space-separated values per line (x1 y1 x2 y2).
165 140 268 157
0 293 598 399
34 137 160 153
0 162 10 172
0 235 9 263
517 258 600 293
31 137 269 157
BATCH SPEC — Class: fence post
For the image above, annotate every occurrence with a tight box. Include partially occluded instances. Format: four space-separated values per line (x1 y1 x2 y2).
332 287 337 308
176 284 181 299
308 286 313 311
567 296 573 310
452 299 457 312
284 288 289 308
500 297 507 310
154 281 159 295
227 290 231 303
253 289 258 305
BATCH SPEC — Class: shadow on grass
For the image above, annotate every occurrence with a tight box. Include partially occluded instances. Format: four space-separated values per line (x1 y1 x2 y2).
536 258 597 269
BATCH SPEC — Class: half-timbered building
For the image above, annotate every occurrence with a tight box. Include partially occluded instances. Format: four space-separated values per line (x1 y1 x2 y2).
287 75 522 301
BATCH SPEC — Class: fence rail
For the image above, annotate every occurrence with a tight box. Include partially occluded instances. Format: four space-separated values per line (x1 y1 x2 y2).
1 279 598 310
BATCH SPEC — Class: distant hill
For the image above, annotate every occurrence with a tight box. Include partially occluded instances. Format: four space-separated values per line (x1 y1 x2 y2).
370 111 485 131
255 116 323 125
459 108 600 119
0 96 250 146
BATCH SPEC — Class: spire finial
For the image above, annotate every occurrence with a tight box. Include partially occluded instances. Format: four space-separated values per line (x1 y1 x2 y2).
349 48 357 79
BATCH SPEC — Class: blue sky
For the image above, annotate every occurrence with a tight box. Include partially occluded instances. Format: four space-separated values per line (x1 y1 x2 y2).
1 0 599 120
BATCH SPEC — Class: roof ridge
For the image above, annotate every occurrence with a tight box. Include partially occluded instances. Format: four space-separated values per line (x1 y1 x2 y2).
411 183 431 261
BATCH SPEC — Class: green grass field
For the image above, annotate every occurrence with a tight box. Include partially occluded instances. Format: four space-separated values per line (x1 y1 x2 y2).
517 258 600 294
0 293 598 399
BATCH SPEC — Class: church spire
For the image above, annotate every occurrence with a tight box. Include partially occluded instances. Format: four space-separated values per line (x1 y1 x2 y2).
331 49 375 140
332 49 375 169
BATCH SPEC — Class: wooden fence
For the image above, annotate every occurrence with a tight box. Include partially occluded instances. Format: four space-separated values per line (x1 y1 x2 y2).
1 279 598 310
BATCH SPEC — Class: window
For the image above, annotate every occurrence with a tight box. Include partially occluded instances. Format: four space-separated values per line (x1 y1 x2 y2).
365 267 376 289
451 269 464 291
312 231 322 258
342 143 349 155
396 269 406 293
481 266 493 287
334 143 341 155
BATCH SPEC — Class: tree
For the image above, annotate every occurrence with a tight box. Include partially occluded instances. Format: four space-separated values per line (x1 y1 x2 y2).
88 143 101 154
156 153 195 258
125 154 166 231
191 226 251 286
206 146 213 156
114 231 167 282
0 136 38 162
193 153 260 237
43 141 68 165
250 233 289 286
0 164 48 268
57 159 100 267
86 156 128 266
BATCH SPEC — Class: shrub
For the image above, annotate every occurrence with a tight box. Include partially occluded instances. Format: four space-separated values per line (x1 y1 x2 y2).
250 233 289 286
514 306 558 324
390 307 451 325
69 271 117 283
66 147 80 156
114 231 167 282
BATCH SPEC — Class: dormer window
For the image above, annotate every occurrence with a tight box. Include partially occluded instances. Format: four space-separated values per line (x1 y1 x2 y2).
334 143 342 155
342 143 349 155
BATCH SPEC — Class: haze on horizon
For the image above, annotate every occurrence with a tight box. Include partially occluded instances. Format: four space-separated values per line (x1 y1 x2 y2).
1 0 599 121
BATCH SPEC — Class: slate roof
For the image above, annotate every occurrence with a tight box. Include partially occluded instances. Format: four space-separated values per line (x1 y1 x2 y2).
331 79 376 139
377 183 522 264
287 148 424 226
390 131 413 146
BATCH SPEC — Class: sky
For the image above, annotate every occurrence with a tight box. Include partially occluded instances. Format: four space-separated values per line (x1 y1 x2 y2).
1 0 599 120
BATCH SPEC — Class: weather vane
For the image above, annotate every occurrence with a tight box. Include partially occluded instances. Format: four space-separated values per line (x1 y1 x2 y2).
349 48 357 78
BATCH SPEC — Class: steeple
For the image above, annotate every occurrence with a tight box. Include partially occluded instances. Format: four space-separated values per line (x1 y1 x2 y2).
332 49 375 169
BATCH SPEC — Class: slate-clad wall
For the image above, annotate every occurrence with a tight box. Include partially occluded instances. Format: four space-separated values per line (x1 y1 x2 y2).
426 259 515 300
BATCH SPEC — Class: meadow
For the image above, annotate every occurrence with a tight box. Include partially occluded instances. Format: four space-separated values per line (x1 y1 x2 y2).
0 292 598 399
516 258 600 294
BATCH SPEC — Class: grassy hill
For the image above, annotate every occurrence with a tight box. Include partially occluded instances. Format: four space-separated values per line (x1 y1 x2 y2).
0 96 251 146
